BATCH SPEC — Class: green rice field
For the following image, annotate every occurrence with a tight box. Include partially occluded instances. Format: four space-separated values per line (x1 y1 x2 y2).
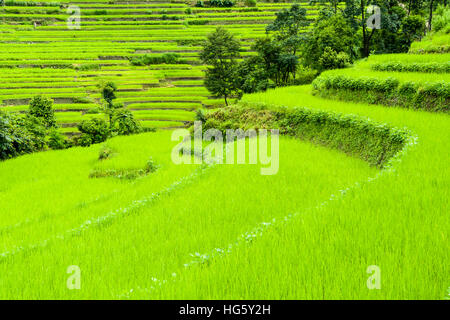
0 0 448 302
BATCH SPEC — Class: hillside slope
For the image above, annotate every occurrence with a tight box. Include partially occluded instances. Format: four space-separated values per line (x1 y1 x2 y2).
0 0 318 133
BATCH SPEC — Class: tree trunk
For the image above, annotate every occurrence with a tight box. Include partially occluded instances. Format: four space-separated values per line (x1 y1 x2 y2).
361 0 370 57
408 0 412 16
428 0 434 31
224 95 228 106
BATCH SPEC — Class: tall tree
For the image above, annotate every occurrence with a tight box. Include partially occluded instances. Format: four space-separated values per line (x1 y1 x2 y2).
200 27 242 106
100 81 122 131
302 13 357 70
28 95 56 129
266 4 310 55
309 0 341 14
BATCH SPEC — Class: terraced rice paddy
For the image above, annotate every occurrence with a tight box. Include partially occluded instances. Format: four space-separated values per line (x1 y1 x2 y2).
0 0 323 134
0 0 448 301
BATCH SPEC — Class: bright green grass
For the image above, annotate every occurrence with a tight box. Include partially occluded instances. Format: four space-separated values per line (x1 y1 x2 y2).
186 85 449 299
0 0 303 128
409 32 450 53
324 63 450 84
0 130 376 299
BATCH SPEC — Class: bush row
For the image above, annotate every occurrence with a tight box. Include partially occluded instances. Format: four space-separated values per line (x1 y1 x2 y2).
372 61 450 73
129 53 180 66
409 44 450 54
312 74 450 112
202 103 409 167
4 0 60 6
196 0 235 8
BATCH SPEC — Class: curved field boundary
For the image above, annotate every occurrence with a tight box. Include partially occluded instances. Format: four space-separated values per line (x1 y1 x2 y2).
203 103 410 167
127 50 449 299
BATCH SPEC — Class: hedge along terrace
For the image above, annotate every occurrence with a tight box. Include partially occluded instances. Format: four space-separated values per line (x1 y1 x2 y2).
202 103 409 168
371 62 450 73
368 53 450 73
0 0 302 132
312 66 450 113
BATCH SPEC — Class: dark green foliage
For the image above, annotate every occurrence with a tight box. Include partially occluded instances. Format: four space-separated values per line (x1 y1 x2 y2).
0 111 46 160
100 81 122 131
129 53 179 66
340 0 427 56
4 1 60 6
318 47 351 71
266 4 309 56
209 0 235 7
237 56 276 93
93 9 107 15
200 27 242 105
302 13 356 71
77 118 109 147
101 81 117 106
113 109 142 135
204 65 241 105
203 104 409 167
188 19 210 25
235 4 310 90
195 109 207 123
47 130 67 150
200 27 241 63
292 66 319 85
372 61 450 73
28 95 56 129
313 74 450 112
401 15 426 47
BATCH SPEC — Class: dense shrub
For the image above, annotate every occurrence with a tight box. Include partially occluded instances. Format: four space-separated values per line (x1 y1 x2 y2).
47 130 67 150
4 1 60 6
302 14 356 71
317 47 350 71
195 1 205 7
188 19 210 25
28 95 56 129
129 53 180 66
244 0 257 7
93 10 107 15
432 5 450 33
312 74 449 112
0 111 47 160
203 104 409 167
314 75 399 93
372 61 450 73
292 66 318 85
209 0 235 7
113 109 142 135
77 118 109 147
